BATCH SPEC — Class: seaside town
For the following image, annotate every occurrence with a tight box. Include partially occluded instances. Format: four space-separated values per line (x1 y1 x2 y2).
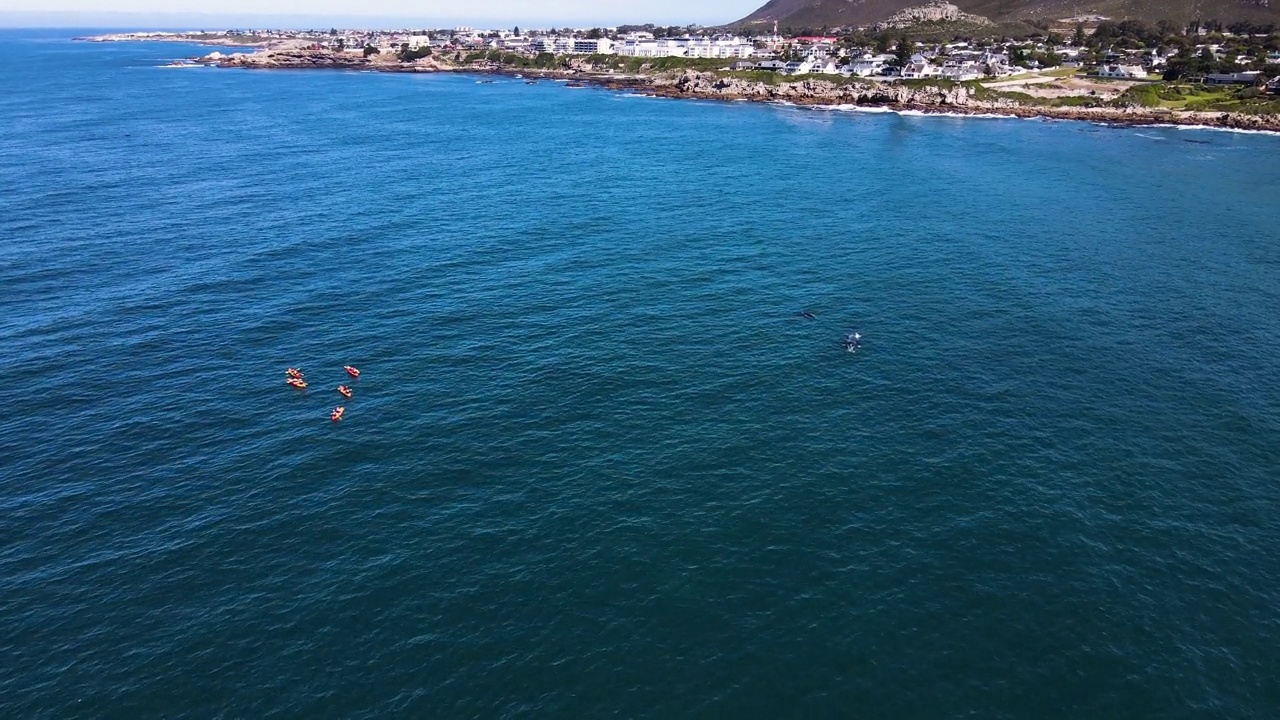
87 1 1280 127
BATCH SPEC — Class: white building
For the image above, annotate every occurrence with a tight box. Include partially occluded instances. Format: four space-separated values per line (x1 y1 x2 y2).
783 57 839 75
681 36 755 59
844 53 888 77
756 33 785 52
814 57 841 74
531 36 575 54
572 37 614 54
783 59 813 75
800 42 837 59
940 61 983 81
1096 64 1146 79
616 39 687 57
901 54 941 79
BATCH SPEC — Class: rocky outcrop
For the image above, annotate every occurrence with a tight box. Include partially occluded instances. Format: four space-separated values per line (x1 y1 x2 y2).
652 71 975 106
214 49 374 69
209 49 451 73
874 2 992 29
976 104 1280 132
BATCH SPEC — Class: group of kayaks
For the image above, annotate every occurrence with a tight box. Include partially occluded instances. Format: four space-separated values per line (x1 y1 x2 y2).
286 365 361 421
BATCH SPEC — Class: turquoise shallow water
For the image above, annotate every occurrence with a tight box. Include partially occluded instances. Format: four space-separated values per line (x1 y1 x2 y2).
2 30 1280 718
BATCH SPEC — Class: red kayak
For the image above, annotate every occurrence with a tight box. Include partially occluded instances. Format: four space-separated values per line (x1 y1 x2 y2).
286 378 308 389
337 385 353 399
286 367 303 379
344 365 360 378
331 406 345 422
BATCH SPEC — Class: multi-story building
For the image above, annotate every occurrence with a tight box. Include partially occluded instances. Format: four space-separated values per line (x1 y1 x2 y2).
572 38 615 55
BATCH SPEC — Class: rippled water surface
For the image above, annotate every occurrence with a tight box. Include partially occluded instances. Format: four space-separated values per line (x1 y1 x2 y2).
3 30 1280 719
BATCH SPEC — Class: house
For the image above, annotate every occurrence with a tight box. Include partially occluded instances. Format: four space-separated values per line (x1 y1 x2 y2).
782 57 839 75
844 54 885 77
901 55 940 79
1267 77 1280 95
1205 71 1261 85
754 60 787 72
940 61 983 81
809 57 840 75
1142 52 1168 69
783 59 815 75
800 43 837 59
1096 64 1146 79
729 60 756 71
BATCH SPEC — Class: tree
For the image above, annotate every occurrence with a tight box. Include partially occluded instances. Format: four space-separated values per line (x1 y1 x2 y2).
363 45 380 57
513 26 521 36
875 33 891 54
895 35 913 66
1073 23 1086 47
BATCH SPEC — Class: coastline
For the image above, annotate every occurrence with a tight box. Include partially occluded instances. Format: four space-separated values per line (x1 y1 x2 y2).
77 33 271 48
146 41 1280 134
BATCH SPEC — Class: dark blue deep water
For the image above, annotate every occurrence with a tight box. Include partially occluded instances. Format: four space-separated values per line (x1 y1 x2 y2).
3 29 1280 718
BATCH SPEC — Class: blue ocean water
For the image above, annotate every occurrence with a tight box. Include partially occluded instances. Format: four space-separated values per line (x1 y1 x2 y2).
2 29 1280 718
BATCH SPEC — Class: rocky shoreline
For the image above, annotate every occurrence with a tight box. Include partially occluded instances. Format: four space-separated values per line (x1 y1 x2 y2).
204 50 1280 134
645 72 1280 133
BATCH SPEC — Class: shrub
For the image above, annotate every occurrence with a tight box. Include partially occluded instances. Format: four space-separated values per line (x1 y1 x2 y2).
398 46 432 62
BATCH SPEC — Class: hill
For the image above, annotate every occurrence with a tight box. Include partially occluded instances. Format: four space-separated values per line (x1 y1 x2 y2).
733 0 1280 29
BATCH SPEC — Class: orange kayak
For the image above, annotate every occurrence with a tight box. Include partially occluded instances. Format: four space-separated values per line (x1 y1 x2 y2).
331 406 345 421
337 385 353 399
286 378 308 389
344 365 360 378
286 367 303 379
